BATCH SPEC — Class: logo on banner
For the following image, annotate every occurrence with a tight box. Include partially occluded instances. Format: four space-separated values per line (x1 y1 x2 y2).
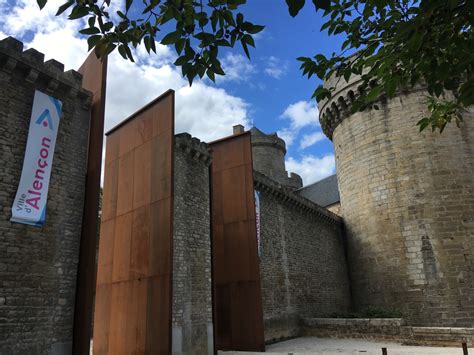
35 109 54 129
11 91 62 226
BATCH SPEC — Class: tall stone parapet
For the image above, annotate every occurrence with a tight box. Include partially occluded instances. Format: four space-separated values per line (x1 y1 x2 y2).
250 127 303 189
0 37 92 353
173 133 213 354
320 71 474 326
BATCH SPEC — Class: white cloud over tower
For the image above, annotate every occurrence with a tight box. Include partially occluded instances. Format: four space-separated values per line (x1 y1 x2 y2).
0 0 251 142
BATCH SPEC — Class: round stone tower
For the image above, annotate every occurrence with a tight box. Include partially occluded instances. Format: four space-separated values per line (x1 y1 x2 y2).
319 75 474 326
250 127 302 189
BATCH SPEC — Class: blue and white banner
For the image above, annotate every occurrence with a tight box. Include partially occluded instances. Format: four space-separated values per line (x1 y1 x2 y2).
11 90 62 227
255 190 262 257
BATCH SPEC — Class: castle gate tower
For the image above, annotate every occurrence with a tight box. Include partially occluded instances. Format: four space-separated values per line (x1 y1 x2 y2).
320 74 474 326
249 127 303 189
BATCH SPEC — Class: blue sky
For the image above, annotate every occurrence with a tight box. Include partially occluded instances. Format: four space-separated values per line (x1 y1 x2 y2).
0 0 345 185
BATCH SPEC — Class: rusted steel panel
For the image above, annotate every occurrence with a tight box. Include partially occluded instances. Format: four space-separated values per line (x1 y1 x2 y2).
93 90 175 355
210 132 265 352
73 52 108 355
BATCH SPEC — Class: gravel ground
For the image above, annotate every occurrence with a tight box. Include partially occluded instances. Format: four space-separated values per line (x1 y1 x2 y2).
220 336 466 355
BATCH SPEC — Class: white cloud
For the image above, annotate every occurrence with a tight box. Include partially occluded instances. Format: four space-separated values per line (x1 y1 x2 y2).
277 99 321 148
281 100 319 129
218 52 256 83
286 154 335 185
299 131 325 149
264 56 288 79
105 52 250 142
0 0 79 37
0 0 251 143
277 128 295 147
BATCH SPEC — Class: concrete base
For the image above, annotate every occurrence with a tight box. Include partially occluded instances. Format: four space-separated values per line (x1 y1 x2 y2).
303 318 474 347
264 313 301 344
219 336 469 355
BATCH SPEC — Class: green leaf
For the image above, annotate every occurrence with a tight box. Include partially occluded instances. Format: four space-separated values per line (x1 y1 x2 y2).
366 86 383 102
161 31 181 45
385 79 397 97
417 117 430 132
79 27 101 35
69 5 89 20
286 0 305 17
222 10 236 26
56 1 74 16
242 34 255 47
144 36 151 53
125 0 133 12
174 56 188 66
175 38 186 55
87 35 102 51
88 16 96 27
312 0 330 10
118 45 128 60
37 0 47 10
246 24 265 34
102 22 114 32
207 69 215 81
241 39 250 59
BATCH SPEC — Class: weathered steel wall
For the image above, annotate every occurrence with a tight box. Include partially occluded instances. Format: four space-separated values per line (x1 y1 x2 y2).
73 50 107 355
94 90 175 354
210 132 265 352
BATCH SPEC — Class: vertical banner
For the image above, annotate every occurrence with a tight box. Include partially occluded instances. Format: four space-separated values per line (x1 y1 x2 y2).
10 90 62 226
254 190 262 257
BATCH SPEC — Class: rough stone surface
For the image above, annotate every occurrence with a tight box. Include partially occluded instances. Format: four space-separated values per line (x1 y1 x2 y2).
250 127 302 189
172 133 213 355
0 37 92 354
322 76 474 326
254 172 351 343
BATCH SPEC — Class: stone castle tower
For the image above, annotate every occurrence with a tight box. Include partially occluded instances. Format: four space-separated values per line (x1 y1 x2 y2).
250 127 302 189
319 73 474 326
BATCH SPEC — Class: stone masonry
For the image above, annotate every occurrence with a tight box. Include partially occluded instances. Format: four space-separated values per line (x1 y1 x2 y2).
250 127 303 189
0 37 92 354
253 156 351 342
320 73 474 326
172 133 214 354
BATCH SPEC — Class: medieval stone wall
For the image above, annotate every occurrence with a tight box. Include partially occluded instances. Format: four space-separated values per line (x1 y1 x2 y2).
321 79 474 326
254 172 351 342
0 37 92 354
172 133 213 354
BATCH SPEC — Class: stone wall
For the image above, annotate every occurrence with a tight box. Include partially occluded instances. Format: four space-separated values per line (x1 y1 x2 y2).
172 133 213 354
254 172 351 343
321 76 474 326
0 37 92 354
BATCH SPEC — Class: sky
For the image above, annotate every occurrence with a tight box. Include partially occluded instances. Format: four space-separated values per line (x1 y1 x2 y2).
0 0 345 185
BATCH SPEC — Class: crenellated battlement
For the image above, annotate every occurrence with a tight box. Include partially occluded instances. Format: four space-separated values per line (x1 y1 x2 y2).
0 36 92 106
254 171 342 225
318 72 370 140
175 133 212 166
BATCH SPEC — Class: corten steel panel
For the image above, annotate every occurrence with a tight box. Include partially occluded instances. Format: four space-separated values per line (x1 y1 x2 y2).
73 52 108 355
93 90 175 355
210 133 265 352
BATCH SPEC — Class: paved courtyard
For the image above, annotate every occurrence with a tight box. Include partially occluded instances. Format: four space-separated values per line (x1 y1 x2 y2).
220 336 466 355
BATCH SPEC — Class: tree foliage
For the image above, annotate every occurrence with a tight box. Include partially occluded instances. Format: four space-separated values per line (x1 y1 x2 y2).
38 0 473 132
295 0 473 132
38 0 264 85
